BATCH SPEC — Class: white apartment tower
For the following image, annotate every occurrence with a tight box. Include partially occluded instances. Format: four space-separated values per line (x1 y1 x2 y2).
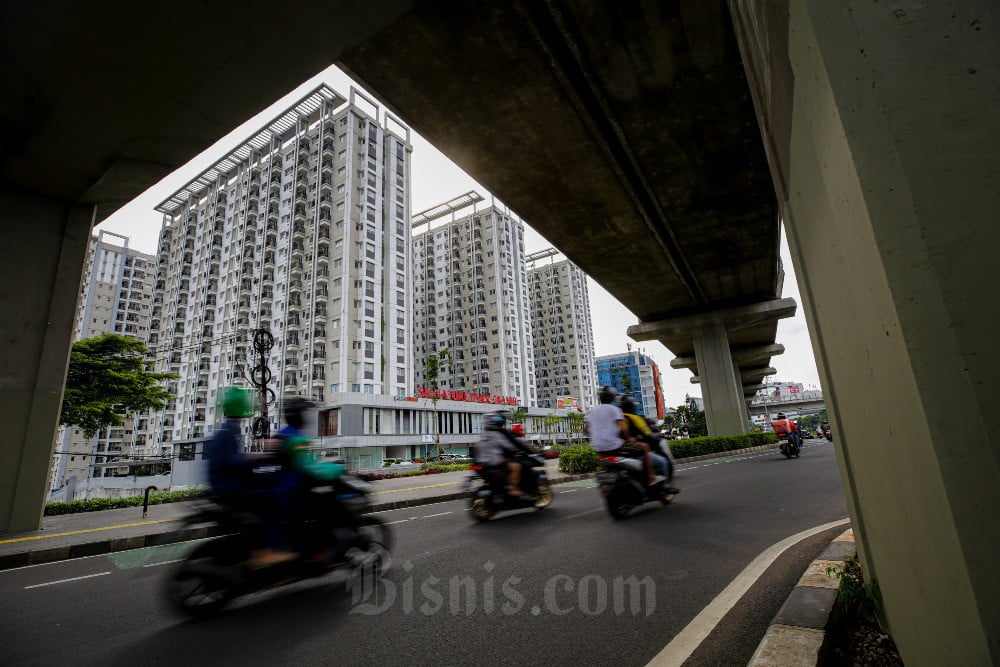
412 194 537 405
149 85 412 450
527 251 597 411
51 231 157 492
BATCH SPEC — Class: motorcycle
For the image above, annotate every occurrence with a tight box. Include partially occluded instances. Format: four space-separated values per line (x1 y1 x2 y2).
165 474 391 618
822 422 833 441
465 454 553 521
775 429 802 458
596 452 676 519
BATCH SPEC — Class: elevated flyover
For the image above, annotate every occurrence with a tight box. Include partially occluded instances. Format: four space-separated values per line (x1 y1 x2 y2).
339 1 794 436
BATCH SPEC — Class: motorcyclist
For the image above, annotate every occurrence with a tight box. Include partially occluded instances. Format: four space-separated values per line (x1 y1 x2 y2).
206 386 291 567
619 396 680 495
474 412 532 497
584 386 655 486
771 412 802 447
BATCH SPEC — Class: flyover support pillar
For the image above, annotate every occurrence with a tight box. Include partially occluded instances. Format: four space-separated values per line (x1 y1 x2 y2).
0 190 91 534
732 0 999 662
691 324 746 436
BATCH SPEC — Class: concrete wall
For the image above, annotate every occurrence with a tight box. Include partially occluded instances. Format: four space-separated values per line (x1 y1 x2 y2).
0 192 92 533
748 1 999 663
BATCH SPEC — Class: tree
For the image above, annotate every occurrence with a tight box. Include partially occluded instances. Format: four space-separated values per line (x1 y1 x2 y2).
566 411 587 444
60 334 177 438
673 404 708 437
620 371 633 396
542 412 564 448
423 347 452 462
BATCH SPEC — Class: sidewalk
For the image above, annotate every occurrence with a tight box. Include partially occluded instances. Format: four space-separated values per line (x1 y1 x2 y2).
0 443 781 570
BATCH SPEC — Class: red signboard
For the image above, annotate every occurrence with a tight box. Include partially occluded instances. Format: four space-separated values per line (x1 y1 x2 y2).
415 387 520 406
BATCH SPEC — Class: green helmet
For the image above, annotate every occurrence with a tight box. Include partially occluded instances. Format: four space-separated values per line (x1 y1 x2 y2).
220 386 254 418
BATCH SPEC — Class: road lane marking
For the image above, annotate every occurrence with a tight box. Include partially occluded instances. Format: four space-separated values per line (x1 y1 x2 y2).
646 517 850 667
24 571 112 589
370 480 461 495
0 518 179 545
421 512 453 519
142 559 184 568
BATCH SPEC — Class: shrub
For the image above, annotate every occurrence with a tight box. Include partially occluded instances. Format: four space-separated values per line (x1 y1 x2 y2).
668 432 776 459
542 450 560 460
558 444 599 474
44 487 208 516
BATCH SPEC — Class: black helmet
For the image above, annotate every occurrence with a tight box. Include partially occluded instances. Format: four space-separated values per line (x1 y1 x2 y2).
483 412 506 430
619 395 637 414
776 412 786 419
283 396 315 428
598 385 618 404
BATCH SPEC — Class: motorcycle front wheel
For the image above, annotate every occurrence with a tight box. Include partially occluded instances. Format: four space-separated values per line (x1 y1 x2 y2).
534 483 553 510
165 536 242 619
346 516 393 575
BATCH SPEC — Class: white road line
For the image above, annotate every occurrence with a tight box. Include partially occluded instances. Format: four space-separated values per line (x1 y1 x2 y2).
559 489 579 494
24 571 112 589
646 517 849 667
142 559 184 568
385 519 414 525
421 512 453 519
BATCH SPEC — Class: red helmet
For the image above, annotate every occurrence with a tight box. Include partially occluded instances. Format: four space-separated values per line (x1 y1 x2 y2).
511 423 525 437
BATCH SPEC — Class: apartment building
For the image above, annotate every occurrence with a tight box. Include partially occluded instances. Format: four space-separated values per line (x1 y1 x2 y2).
411 194 537 406
527 250 597 411
50 231 156 492
148 85 412 453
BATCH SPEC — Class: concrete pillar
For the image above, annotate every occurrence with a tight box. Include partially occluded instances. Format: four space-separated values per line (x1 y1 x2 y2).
691 324 746 435
0 190 91 534
733 1 999 662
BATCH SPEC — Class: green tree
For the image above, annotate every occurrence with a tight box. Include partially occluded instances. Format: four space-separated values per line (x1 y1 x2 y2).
566 411 587 444
542 412 564 448
423 347 452 462
60 334 177 438
674 404 708 437
620 371 633 396
509 407 528 425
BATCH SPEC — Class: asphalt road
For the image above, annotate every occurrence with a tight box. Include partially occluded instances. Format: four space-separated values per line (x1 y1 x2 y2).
0 442 846 667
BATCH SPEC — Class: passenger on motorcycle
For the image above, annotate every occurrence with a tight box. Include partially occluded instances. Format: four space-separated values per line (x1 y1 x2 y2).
584 386 655 486
620 396 680 495
473 412 532 497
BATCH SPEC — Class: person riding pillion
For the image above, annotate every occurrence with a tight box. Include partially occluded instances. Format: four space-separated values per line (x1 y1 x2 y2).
619 395 680 496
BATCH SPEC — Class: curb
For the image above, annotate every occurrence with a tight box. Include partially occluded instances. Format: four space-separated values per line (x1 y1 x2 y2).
0 446 781 571
747 528 855 666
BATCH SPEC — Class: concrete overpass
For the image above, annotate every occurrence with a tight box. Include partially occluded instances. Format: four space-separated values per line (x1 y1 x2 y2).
1 1 996 664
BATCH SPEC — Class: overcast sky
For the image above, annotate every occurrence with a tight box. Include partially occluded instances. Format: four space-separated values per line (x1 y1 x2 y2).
95 64 821 408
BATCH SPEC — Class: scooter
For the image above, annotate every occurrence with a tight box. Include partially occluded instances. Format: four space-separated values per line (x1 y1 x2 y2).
465 454 553 522
165 474 391 618
596 453 676 519
775 429 802 458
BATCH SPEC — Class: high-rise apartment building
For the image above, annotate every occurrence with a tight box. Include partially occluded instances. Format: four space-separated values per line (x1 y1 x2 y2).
50 231 157 492
596 350 665 419
412 194 536 405
148 85 412 451
527 250 597 411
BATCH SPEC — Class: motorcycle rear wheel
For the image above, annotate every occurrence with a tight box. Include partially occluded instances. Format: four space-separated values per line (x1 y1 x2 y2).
605 486 635 520
470 496 496 522
346 516 393 575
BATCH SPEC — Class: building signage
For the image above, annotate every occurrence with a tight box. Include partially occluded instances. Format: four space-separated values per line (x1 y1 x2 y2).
557 396 577 409
415 386 520 406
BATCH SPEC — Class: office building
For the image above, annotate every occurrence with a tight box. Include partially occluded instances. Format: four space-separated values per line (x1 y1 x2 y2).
596 349 665 419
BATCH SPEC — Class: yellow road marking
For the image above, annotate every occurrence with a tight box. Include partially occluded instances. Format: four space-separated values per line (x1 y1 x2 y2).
0 519 178 545
371 480 463 495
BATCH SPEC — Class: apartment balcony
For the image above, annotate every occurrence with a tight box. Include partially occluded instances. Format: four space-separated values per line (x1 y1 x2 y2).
284 358 300 369
313 309 327 322
315 268 329 282
311 373 325 385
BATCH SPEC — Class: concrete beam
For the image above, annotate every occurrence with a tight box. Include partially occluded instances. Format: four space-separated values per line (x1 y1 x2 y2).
672 343 785 370
690 366 776 385
629 297 797 342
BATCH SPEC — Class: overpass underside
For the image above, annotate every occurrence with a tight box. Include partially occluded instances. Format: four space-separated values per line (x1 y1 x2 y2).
339 1 792 435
